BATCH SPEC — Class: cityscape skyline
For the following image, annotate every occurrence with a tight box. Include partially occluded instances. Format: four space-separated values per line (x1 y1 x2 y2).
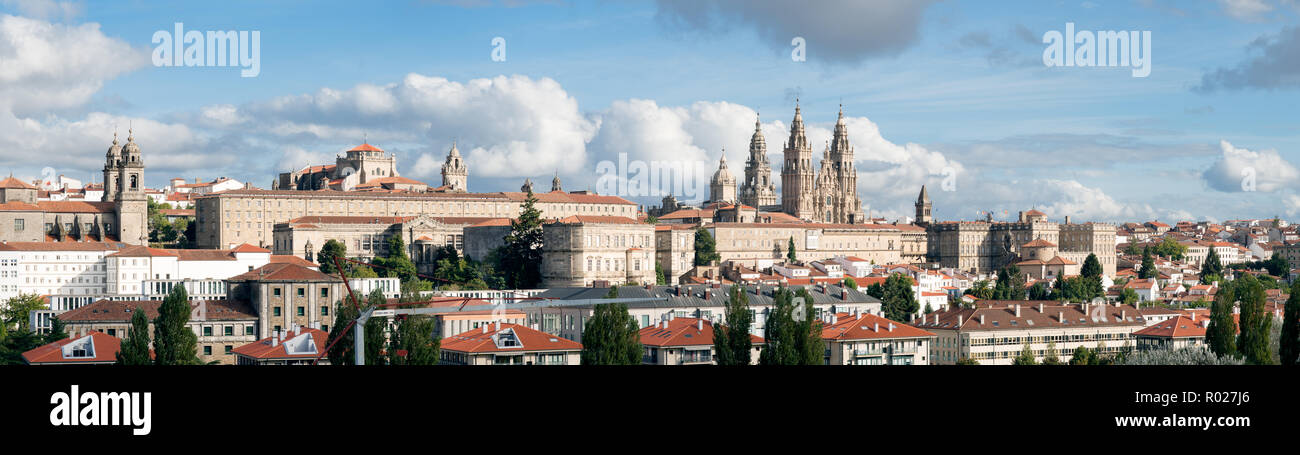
0 0 1298 223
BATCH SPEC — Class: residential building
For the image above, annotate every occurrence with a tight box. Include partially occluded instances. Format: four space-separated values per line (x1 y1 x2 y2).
914 300 1147 365
820 311 935 365
540 215 656 287
638 317 764 365
439 322 582 365
233 326 330 365
226 263 344 339
58 298 258 365
21 332 126 365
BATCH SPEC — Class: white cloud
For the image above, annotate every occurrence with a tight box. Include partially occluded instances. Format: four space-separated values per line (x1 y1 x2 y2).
1218 0 1275 21
0 0 80 21
1202 139 1300 192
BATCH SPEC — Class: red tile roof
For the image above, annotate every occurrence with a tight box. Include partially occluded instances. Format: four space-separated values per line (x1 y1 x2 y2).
36 201 116 213
231 243 271 253
59 299 257 323
106 245 180 257
232 327 329 360
1133 314 1211 339
269 255 318 268
1022 238 1057 248
228 263 339 282
638 317 764 347
440 322 581 353
549 215 643 225
0 176 37 189
22 332 127 364
349 143 384 152
821 313 935 341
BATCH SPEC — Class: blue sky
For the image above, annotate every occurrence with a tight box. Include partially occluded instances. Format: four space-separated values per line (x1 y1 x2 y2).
1 0 1298 223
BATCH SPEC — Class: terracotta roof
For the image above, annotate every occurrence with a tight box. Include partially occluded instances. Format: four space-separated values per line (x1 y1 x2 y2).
549 215 643 225
1022 238 1057 248
36 201 116 213
106 245 180 257
0 176 37 189
228 263 340 282
441 322 582 353
638 317 764 347
915 301 1147 331
160 209 194 216
349 143 384 152
59 299 257 323
821 312 935 341
269 255 318 268
174 249 237 261
231 243 271 253
1133 314 1213 338
22 332 125 364
232 327 329 360
659 208 714 220
0 201 41 211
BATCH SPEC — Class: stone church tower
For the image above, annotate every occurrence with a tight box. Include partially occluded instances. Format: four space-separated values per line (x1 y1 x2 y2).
781 101 816 220
813 106 865 224
709 152 737 204
107 129 148 244
915 185 932 225
739 115 778 209
440 141 468 192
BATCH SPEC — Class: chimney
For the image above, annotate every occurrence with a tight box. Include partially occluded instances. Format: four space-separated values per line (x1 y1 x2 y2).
979 314 985 325
1014 305 1021 317
873 322 879 332
1038 303 1044 314
1058 311 1064 322
957 315 964 326
888 323 895 332
1121 310 1127 320
495 321 501 331
697 319 704 331
704 289 711 300
294 325 301 336
1064 215 1072 224
667 312 674 321
841 288 848 300
271 334 278 347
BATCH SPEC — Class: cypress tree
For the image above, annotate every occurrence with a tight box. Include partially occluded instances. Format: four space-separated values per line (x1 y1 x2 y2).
787 236 797 263
1280 280 1300 366
1202 248 1223 284
152 286 200 365
580 286 641 365
794 288 823 365
1207 284 1238 358
502 189 544 289
116 306 152 365
1235 275 1272 364
1140 246 1157 279
694 227 720 266
713 285 753 365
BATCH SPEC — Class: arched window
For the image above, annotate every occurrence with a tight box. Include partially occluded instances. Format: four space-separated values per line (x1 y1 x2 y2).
130 175 138 190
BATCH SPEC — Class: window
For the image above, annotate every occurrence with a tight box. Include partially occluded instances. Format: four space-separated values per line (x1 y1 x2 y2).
296 287 305 297
203 346 212 356
273 287 281 296
203 326 213 336
273 307 281 316
13 219 23 231
224 326 233 336
320 288 329 298
297 306 305 316
224 345 232 354
245 326 254 335
321 306 329 316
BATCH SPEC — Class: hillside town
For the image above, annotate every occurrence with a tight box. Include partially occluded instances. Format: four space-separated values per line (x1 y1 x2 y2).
1 104 1294 367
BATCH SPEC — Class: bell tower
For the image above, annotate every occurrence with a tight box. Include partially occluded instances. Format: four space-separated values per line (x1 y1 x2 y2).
116 129 148 245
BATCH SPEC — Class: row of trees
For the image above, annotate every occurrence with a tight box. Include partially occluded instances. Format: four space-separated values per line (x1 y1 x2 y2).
116 285 204 365
324 288 440 365
1206 274 1288 365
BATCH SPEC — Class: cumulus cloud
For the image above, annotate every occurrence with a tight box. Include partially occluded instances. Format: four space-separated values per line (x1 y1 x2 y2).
1218 0 1275 21
654 0 939 65
1202 139 1300 192
1195 26 1300 92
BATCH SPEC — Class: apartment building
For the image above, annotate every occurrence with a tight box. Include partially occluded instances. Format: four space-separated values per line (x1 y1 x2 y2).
58 298 259 365
654 224 696 285
820 311 935 365
914 300 1147 365
226 263 344 339
439 322 582 365
232 326 330 365
194 187 636 249
638 317 764 365
540 215 657 287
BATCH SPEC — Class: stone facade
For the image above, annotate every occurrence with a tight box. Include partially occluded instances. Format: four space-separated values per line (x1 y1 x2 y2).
708 154 737 204
780 103 865 224
226 263 344 339
654 224 696 285
708 222 905 269
927 210 1117 276
739 117 779 210
540 215 657 287
440 142 468 192
274 143 399 191
271 214 492 275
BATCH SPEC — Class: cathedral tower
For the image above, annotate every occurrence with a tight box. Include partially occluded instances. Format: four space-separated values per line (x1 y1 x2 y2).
781 100 816 220
440 141 468 192
915 185 932 225
709 151 737 204
115 129 148 244
740 115 778 209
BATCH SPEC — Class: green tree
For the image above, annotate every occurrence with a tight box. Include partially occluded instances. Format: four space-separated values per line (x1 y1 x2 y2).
2 293 47 331
1154 236 1188 261
501 189 545 289
351 264 379 278
1281 280 1300 366
1264 252 1289 277
1120 288 1139 306
388 315 439 365
45 316 68 344
317 239 347 275
373 234 417 284
1028 282 1052 300
1068 346 1094 365
881 273 919 322
1012 342 1036 365
713 285 753 365
955 357 979 365
326 298 360 365
655 262 667 285
1235 274 1273 364
580 286 642 365
1139 246 1157 279
965 280 993 300
794 288 824 365
993 265 1027 300
1041 341 1062 365
694 227 720 266
1081 253 1103 279
841 277 857 290
1202 248 1223 284
786 236 797 263
865 282 884 299
152 286 200 365
1207 284 1238 358
759 288 801 365
364 289 388 365
116 306 152 365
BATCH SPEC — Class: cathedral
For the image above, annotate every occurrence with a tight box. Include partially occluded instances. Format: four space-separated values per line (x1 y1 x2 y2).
0 130 148 245
711 102 866 223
